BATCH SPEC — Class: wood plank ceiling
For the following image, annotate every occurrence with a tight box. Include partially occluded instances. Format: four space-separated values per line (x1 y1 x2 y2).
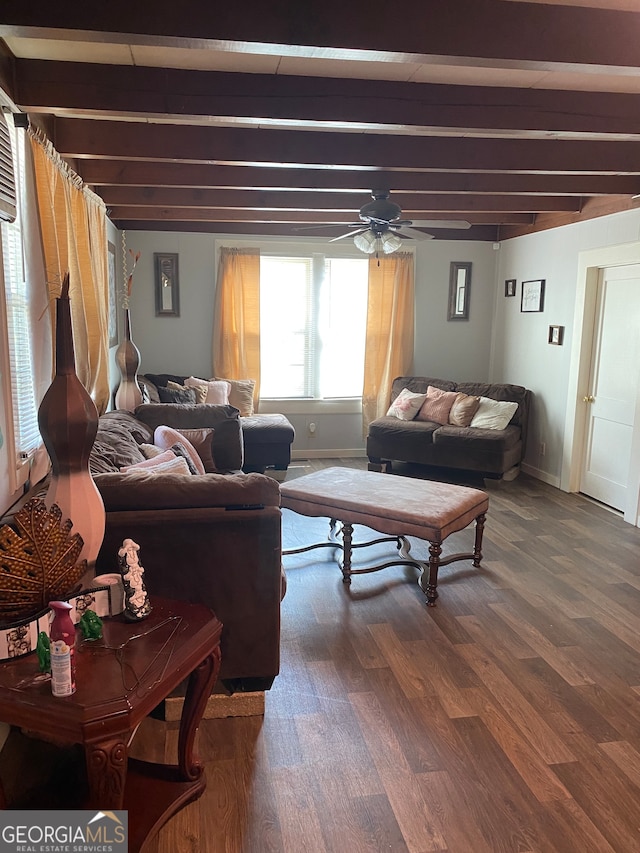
2 0 640 241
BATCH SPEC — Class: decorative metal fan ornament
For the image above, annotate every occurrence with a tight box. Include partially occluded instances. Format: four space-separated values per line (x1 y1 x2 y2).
0 498 87 622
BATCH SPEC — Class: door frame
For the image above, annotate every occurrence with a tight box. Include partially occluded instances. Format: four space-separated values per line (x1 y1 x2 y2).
562 241 640 526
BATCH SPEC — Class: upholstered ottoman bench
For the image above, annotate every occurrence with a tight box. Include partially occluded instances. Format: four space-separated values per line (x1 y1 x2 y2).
280 467 489 605
241 413 295 474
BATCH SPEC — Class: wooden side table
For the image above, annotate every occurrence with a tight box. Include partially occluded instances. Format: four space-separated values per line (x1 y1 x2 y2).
0 597 222 853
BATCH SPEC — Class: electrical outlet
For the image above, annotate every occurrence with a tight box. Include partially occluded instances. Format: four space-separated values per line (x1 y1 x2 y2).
540 442 546 456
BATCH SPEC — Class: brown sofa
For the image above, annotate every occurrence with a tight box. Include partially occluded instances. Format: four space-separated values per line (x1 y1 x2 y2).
90 409 283 693
367 376 531 480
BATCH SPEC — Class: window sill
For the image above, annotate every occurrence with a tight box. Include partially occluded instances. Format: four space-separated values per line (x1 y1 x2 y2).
258 398 362 416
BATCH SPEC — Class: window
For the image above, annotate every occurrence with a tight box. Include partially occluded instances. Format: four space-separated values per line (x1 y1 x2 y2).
260 253 368 399
0 121 39 471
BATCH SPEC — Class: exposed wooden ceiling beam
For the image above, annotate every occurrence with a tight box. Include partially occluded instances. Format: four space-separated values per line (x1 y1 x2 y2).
78 160 640 197
53 119 640 174
14 59 640 139
98 187 582 213
113 219 502 241
2 1 640 71
107 206 533 225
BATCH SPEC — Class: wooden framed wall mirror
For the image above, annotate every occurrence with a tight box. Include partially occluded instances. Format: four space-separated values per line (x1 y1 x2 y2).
154 253 180 316
448 261 472 320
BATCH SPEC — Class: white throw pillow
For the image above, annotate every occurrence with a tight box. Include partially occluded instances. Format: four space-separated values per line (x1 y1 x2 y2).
470 397 519 430
386 388 428 421
120 453 191 475
184 376 231 405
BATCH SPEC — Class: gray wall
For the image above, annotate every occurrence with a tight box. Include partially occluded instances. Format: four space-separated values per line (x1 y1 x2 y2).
491 207 640 486
116 230 495 456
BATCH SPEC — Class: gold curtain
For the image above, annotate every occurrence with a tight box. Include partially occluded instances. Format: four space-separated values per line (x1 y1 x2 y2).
29 132 110 413
362 252 415 430
212 247 261 401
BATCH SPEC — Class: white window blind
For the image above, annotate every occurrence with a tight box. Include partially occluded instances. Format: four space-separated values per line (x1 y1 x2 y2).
260 253 367 399
0 122 40 459
0 111 17 223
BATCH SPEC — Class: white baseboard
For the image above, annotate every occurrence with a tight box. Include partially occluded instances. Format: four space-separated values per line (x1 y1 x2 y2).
521 462 561 489
291 448 366 460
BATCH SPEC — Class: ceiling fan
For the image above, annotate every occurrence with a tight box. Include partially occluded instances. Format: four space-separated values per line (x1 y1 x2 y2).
315 191 472 256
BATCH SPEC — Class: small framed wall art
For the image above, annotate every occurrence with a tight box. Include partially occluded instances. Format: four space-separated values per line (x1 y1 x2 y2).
548 325 564 345
504 279 516 297
521 278 545 313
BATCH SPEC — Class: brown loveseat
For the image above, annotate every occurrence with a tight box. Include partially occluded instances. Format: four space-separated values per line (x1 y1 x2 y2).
90 408 283 693
367 376 531 480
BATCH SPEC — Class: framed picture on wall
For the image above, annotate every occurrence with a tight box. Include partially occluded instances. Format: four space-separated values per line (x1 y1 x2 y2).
107 241 118 346
504 279 516 297
521 279 545 313
548 325 564 345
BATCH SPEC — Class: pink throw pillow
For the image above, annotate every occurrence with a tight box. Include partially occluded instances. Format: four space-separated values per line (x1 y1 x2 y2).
120 449 176 471
153 425 206 474
184 376 230 405
416 386 459 424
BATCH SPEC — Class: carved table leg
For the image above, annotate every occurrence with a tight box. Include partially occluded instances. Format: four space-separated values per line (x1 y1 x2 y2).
473 513 486 567
340 522 353 584
178 647 222 782
417 541 442 607
85 737 128 809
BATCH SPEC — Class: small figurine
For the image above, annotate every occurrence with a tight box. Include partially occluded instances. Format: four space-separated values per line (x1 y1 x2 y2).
79 609 103 640
117 538 152 622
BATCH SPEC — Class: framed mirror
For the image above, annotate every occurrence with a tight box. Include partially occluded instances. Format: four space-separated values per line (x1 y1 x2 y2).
448 261 472 320
154 253 180 316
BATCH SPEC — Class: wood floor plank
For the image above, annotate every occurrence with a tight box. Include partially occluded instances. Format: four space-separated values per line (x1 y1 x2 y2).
465 686 573 803
457 643 576 764
349 690 448 853
552 732 640 852
489 601 595 686
367 623 429 700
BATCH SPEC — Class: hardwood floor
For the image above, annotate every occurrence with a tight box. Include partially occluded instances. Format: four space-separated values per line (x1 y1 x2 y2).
139 460 640 852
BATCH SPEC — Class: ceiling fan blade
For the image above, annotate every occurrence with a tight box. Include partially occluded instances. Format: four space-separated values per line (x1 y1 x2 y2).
293 223 357 233
395 228 435 241
329 229 366 242
409 220 472 230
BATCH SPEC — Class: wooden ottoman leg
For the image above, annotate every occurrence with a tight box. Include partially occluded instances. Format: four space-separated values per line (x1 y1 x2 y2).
473 513 486 567
417 540 442 607
340 522 353 584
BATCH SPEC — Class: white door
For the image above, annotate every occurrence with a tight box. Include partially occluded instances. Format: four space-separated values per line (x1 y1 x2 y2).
580 264 640 511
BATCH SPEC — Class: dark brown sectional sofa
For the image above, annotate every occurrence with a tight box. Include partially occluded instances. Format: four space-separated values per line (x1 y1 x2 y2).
367 376 531 480
90 409 284 693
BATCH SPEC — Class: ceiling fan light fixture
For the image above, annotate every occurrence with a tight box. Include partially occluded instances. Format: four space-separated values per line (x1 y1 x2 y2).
380 231 402 254
353 230 377 253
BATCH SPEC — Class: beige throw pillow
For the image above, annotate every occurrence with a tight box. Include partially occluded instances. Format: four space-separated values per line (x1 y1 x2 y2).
449 392 481 427
168 379 207 404
416 386 459 424
213 377 256 416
